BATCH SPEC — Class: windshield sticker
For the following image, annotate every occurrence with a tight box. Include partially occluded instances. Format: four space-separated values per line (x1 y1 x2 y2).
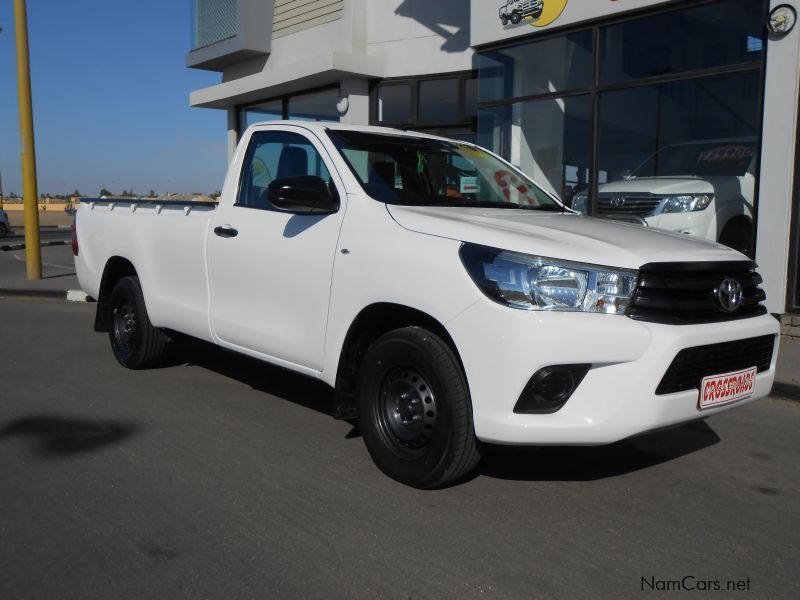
494 169 536 205
460 177 479 194
459 145 491 161
416 151 427 174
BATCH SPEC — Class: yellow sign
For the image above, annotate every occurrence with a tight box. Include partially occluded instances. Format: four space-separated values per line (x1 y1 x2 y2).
498 1 569 30
526 0 568 28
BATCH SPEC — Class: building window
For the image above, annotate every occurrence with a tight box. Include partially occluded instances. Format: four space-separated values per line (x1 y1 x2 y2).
239 100 282 133
372 72 477 137
377 84 412 123
477 0 766 256
288 88 341 122
600 0 765 84
238 86 340 136
419 79 460 123
478 30 593 102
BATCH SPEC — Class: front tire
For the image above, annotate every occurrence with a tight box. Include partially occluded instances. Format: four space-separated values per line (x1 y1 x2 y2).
510 10 522 24
356 327 481 488
108 276 166 369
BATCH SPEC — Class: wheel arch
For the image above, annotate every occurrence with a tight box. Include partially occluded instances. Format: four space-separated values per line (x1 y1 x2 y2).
94 256 138 332
331 302 465 418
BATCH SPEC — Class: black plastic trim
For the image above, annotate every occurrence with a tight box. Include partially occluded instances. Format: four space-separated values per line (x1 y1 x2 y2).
627 261 767 325
514 364 591 414
656 335 775 395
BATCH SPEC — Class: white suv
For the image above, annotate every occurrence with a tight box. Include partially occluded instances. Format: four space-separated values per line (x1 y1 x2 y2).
572 139 756 255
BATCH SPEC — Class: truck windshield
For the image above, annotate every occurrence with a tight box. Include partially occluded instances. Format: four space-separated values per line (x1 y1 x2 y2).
633 141 755 178
327 130 564 210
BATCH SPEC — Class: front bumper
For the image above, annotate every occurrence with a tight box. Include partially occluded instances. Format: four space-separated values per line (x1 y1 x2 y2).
446 299 779 445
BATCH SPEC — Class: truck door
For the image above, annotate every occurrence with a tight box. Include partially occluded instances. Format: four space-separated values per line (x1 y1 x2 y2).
207 127 346 371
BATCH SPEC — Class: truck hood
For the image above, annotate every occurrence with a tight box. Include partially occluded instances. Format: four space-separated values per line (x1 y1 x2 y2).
598 176 715 195
386 205 744 269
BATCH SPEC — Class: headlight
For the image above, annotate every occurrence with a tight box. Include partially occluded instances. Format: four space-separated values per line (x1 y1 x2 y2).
571 194 588 213
660 194 713 213
460 244 638 314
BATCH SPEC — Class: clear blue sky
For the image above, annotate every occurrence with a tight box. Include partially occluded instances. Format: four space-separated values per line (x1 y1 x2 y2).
0 1 227 197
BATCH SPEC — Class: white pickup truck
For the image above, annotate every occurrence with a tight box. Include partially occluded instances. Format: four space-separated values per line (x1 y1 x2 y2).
75 122 779 488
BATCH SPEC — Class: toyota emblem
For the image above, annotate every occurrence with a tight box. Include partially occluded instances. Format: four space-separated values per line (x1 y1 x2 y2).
612 196 625 207
716 278 743 313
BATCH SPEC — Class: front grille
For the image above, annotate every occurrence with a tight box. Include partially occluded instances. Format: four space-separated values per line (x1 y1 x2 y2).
597 193 660 217
656 335 775 395
628 261 767 324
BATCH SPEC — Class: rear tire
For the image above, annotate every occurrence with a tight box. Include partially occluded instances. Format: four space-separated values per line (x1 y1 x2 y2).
0 223 8 238
108 276 166 369
356 327 481 488
500 14 509 26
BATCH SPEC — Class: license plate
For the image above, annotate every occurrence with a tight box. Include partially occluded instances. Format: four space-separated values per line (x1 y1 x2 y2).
698 367 757 410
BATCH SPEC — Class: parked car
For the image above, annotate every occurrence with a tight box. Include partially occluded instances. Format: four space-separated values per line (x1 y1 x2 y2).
74 123 779 488
572 138 756 255
0 207 11 237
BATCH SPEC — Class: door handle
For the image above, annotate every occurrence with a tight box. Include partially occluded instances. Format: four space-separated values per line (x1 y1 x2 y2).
214 225 238 238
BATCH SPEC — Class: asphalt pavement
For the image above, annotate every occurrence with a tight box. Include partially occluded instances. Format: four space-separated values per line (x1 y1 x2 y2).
0 240 79 297
1 227 72 244
0 297 798 599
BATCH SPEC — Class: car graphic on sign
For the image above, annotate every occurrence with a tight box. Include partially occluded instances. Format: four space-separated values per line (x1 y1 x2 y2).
499 0 544 26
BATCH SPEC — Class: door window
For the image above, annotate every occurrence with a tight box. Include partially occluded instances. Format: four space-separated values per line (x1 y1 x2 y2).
237 130 332 209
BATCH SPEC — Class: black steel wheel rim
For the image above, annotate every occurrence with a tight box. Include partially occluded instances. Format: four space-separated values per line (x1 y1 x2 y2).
375 367 438 457
112 299 137 358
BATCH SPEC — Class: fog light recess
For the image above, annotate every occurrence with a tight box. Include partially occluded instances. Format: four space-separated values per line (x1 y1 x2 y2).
513 364 591 414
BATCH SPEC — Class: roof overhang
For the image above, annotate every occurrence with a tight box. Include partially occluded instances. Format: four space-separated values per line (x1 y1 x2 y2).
190 52 384 109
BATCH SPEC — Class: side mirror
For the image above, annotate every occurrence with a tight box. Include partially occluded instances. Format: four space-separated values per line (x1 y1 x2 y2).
268 176 339 213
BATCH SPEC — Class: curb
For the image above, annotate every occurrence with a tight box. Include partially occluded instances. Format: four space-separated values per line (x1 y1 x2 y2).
66 289 91 302
1 240 68 252
0 288 91 302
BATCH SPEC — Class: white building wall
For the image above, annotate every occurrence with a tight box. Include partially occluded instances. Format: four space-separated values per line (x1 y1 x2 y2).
756 0 800 313
367 1 474 77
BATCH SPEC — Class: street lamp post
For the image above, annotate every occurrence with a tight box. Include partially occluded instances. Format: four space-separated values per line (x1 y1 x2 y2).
13 0 42 279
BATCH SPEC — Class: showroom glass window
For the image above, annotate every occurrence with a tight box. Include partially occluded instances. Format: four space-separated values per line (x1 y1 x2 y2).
477 0 766 255
238 86 340 136
372 73 478 143
477 31 594 205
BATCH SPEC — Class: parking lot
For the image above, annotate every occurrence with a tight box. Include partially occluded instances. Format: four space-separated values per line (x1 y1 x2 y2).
1 297 798 599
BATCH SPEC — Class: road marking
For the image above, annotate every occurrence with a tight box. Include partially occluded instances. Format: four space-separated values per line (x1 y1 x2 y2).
8 252 73 270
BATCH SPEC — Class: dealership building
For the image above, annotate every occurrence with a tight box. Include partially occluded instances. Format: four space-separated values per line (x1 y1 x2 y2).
188 0 800 330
